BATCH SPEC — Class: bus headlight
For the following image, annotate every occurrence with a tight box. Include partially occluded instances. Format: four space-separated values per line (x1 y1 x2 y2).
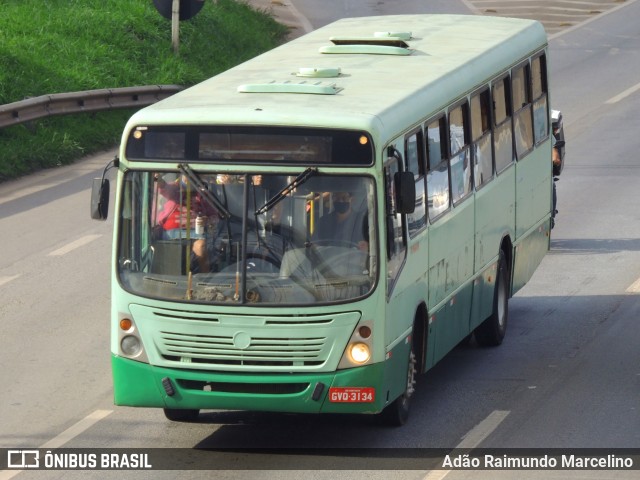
348 342 371 364
121 335 142 356
117 313 149 363
337 320 374 369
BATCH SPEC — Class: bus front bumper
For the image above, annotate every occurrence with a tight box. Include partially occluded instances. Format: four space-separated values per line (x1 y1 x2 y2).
111 354 399 415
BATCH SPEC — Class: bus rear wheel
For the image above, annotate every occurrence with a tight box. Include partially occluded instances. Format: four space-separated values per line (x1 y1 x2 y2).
163 408 200 422
475 251 509 346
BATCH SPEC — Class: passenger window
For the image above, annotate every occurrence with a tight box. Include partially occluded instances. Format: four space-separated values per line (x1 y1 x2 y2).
426 116 450 220
493 77 510 125
492 77 513 173
532 54 549 144
449 105 467 155
405 129 424 178
471 89 493 188
405 130 427 237
513 63 534 158
426 116 447 168
449 103 472 205
512 66 529 110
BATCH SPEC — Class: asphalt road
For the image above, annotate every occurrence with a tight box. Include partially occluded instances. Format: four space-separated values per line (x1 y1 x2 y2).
1 1 639 479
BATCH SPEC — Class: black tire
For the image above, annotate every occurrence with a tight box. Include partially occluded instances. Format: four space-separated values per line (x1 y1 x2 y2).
163 408 200 422
380 350 417 427
475 251 509 346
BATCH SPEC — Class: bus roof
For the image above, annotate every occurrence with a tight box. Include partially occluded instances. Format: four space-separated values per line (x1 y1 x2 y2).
127 14 547 140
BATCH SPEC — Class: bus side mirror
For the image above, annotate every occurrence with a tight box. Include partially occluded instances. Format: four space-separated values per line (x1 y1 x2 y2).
394 171 415 214
91 178 110 220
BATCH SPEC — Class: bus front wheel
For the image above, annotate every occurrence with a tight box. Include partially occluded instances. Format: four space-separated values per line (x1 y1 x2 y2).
163 408 200 422
475 251 509 346
380 349 417 426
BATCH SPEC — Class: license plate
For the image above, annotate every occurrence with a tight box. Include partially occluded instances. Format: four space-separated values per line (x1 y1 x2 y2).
328 387 375 403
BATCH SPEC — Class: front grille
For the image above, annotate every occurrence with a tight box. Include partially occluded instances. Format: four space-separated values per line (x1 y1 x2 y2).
159 331 326 366
130 304 362 370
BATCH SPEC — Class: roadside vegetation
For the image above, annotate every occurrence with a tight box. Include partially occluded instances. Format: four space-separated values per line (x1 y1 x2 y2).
0 0 287 182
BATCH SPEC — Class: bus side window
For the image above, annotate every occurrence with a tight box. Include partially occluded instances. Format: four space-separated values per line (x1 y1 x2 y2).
471 88 494 188
531 53 549 144
426 116 451 220
405 128 427 236
385 155 407 296
492 76 514 173
448 101 472 205
512 62 534 159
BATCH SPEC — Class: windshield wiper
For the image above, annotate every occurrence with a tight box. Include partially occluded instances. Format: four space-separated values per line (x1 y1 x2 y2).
255 167 317 215
178 163 231 219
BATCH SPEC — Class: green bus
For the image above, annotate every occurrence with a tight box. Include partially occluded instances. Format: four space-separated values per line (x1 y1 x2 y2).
92 14 553 425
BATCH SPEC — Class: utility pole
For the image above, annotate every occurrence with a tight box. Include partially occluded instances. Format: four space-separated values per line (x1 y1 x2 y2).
151 0 205 55
172 0 180 55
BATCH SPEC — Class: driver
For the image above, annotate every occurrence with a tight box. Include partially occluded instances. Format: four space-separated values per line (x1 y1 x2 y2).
312 191 368 251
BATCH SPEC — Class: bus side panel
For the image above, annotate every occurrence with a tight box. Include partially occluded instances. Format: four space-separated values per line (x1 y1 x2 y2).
431 279 474 365
428 200 475 361
472 166 516 329
512 219 551 295
515 146 552 238
474 166 516 272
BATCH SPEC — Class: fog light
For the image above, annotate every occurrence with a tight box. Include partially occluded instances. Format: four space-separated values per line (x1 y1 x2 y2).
349 342 371 364
121 335 141 356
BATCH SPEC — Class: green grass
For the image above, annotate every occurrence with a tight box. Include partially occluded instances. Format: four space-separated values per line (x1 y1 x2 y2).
0 0 287 181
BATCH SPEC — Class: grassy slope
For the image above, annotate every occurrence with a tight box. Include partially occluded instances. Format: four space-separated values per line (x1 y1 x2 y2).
0 0 287 181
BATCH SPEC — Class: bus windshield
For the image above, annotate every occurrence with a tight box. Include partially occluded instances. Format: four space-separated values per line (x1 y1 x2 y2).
117 170 376 305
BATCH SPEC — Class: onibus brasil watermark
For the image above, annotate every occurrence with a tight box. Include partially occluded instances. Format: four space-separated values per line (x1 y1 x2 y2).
5 449 151 470
2 448 638 471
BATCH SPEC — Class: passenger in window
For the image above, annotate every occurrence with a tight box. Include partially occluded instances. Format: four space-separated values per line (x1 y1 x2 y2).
312 191 368 251
155 174 221 273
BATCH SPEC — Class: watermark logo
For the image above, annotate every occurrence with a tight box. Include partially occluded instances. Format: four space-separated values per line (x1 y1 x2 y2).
7 450 39 469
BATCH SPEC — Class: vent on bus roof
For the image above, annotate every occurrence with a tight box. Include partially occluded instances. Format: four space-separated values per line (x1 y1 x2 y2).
319 34 412 56
295 67 342 78
237 80 342 95
320 44 412 56
329 36 410 48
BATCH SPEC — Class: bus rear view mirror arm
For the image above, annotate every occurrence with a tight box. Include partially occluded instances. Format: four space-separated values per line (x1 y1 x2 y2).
90 156 118 220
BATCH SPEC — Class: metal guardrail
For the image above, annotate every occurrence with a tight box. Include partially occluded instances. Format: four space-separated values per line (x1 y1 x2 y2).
0 85 183 128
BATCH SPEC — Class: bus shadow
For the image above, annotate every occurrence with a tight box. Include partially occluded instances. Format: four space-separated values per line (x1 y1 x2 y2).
193 408 385 448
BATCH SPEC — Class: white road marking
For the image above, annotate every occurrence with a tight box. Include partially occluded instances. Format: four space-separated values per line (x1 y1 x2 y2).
0 275 20 287
625 277 640 293
548 0 640 39
40 409 113 448
606 82 640 104
0 410 113 480
48 234 102 256
422 410 510 480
